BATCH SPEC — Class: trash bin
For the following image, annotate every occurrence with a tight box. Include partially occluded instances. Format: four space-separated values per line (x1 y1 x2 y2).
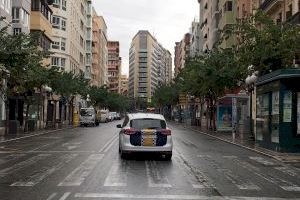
8 120 20 134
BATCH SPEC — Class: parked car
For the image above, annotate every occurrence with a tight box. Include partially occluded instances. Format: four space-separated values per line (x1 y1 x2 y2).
99 109 110 123
115 113 121 120
117 113 173 160
79 107 99 126
110 112 117 120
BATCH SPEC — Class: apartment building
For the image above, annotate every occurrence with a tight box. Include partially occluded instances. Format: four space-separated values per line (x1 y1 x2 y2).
85 0 92 80
260 0 300 24
119 75 129 96
199 0 219 51
50 0 89 75
107 41 121 93
129 30 171 103
92 9 107 87
174 33 191 77
11 0 30 35
0 0 12 31
189 19 203 57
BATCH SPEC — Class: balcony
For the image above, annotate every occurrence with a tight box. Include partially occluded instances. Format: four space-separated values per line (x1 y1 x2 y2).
218 11 236 30
30 11 52 39
260 0 283 13
287 12 300 25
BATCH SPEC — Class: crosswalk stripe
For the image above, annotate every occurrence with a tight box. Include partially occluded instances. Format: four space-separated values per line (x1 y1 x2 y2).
0 154 51 176
74 193 299 200
274 166 300 178
224 156 300 191
198 155 260 190
59 192 71 200
145 160 171 188
104 159 127 187
58 154 104 186
46 193 57 200
10 154 78 186
249 157 276 166
174 152 215 189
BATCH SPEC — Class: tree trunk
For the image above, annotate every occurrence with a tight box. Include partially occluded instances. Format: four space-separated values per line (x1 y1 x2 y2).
24 102 30 132
5 99 9 135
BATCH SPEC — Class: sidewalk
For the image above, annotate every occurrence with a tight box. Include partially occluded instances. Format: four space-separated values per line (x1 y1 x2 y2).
0 125 75 143
172 121 300 164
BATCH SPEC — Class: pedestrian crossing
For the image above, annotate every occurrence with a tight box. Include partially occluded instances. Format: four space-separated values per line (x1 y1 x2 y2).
0 152 299 194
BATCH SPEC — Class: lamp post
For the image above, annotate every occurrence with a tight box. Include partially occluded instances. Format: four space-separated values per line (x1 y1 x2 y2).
245 65 258 139
86 94 91 108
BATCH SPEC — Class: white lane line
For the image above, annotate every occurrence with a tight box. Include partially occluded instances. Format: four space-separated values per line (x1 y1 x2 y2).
224 156 300 192
10 154 78 186
0 154 51 176
98 135 118 153
46 193 57 200
59 192 71 200
26 150 96 153
198 155 260 190
249 157 277 166
74 193 299 200
145 160 171 188
28 141 58 152
104 159 127 187
174 153 215 189
58 154 104 186
103 137 118 153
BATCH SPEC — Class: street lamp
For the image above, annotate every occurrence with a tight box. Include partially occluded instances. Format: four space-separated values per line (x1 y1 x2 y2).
245 65 258 138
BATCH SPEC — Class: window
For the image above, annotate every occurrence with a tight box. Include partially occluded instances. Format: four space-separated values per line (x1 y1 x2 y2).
80 36 84 47
61 38 66 51
61 19 66 31
53 0 60 8
13 28 21 35
12 7 20 23
62 0 66 10
224 1 233 12
61 58 66 67
80 20 84 31
51 57 59 66
52 16 60 28
51 41 60 49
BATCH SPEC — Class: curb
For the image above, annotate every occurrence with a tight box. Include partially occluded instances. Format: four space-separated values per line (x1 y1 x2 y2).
0 127 76 144
172 122 295 162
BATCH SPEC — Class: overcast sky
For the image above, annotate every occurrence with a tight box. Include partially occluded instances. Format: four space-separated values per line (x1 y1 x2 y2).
92 0 199 76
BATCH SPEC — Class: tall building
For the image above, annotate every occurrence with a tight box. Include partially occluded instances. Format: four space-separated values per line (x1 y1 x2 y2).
237 0 252 19
260 0 300 24
11 0 30 35
199 0 219 51
119 75 128 96
129 30 171 103
30 0 53 55
107 41 121 93
85 0 92 80
189 19 203 57
0 0 12 31
218 0 238 49
92 9 108 87
174 33 191 77
50 0 89 75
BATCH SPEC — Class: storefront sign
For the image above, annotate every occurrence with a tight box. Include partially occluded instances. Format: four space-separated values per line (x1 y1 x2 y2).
217 106 232 131
283 91 292 123
272 91 279 115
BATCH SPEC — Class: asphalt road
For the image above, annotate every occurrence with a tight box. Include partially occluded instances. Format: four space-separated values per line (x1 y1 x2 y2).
0 120 300 200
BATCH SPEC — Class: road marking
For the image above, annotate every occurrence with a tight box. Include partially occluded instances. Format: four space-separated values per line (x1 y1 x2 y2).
59 192 71 200
0 153 26 165
0 128 72 144
26 150 96 153
249 157 277 166
62 142 82 150
74 193 299 199
174 152 215 189
224 156 300 191
104 159 127 187
46 193 57 200
10 154 78 186
274 166 300 178
198 155 260 190
98 135 118 153
145 160 171 188
28 141 58 152
58 154 104 186
0 154 51 176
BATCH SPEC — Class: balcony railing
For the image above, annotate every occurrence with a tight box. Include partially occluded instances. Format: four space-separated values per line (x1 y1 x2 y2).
260 0 283 12
286 12 300 25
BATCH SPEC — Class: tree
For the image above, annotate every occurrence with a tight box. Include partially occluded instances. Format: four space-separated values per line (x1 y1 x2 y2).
0 28 50 133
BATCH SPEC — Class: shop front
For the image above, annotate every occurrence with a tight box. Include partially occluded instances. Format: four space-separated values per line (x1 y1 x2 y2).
256 69 300 152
